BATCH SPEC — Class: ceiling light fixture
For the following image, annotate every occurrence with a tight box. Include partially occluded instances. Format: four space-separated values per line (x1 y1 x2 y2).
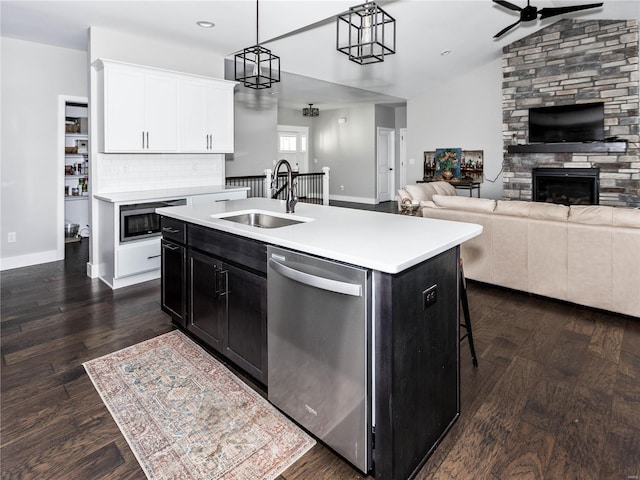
336 2 396 65
196 21 215 28
302 104 319 117
234 0 280 89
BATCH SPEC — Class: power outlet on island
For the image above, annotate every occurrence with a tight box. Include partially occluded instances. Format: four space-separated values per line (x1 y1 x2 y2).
423 284 437 309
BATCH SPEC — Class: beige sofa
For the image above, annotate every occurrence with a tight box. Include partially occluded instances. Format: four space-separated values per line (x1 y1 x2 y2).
421 195 640 318
397 182 456 214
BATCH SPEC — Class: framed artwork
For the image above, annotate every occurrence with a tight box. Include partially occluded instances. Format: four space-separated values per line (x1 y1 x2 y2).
423 149 484 181
434 148 461 178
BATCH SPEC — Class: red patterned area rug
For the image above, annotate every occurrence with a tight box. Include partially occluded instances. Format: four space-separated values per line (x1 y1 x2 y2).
83 330 315 479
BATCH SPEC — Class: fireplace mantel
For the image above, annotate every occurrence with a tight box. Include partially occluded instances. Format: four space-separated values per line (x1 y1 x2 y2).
507 142 627 154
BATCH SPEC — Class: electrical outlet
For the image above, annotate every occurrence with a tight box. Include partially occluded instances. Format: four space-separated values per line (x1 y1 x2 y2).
7 232 16 243
340 185 345 191
423 284 437 309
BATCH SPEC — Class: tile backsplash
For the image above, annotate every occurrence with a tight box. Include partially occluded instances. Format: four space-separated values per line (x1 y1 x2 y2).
95 153 224 193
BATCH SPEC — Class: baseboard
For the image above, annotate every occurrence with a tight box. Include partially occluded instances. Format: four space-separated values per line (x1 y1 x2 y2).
0 249 60 271
86 261 100 278
330 194 378 205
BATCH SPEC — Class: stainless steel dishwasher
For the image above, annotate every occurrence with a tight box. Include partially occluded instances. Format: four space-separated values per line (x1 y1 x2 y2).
267 246 372 474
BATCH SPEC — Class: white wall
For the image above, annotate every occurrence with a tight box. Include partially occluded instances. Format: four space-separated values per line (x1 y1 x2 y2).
406 56 504 199
312 105 376 203
1 38 88 270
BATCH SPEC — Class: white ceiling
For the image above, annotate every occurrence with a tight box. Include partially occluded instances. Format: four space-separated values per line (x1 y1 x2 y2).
2 0 639 109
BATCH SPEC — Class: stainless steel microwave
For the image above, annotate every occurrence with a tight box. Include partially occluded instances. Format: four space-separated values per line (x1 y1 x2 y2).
120 199 186 243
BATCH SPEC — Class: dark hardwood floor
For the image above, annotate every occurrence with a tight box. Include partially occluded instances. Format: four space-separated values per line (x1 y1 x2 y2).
2 211 639 479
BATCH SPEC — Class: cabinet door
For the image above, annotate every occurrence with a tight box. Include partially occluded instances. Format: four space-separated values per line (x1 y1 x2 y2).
223 262 267 384
161 239 186 327
104 66 146 151
208 84 235 153
145 74 179 152
188 249 225 352
179 79 210 152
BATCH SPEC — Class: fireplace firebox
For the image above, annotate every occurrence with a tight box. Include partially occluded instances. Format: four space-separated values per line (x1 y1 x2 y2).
532 168 600 206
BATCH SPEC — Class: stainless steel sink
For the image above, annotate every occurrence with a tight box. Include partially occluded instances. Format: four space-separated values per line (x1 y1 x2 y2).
213 210 309 229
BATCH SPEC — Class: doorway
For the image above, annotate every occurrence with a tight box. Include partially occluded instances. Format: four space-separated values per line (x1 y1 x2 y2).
277 125 309 172
59 95 89 261
376 127 395 203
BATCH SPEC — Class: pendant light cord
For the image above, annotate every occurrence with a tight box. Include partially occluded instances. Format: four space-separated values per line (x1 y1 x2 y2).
256 0 259 46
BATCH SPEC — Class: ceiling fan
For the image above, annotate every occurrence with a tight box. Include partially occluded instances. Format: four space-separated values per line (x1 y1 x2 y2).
493 0 604 38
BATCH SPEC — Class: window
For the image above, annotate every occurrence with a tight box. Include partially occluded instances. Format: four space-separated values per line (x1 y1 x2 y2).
279 134 297 152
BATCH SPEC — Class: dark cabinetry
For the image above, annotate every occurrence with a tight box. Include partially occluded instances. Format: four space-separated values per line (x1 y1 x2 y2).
161 218 267 385
160 218 187 326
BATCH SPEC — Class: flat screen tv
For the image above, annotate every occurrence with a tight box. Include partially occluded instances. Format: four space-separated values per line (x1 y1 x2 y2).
529 103 605 143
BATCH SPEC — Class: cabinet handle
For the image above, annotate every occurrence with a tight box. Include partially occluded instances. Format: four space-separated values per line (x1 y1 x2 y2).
142 131 145 149
147 254 161 259
146 131 149 149
219 269 229 297
162 227 180 234
163 243 180 251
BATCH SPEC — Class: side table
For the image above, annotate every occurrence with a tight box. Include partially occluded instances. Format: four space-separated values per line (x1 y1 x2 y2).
418 178 481 198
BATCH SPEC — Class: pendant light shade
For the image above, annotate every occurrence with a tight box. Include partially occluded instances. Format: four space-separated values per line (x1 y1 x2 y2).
235 0 281 89
336 2 396 65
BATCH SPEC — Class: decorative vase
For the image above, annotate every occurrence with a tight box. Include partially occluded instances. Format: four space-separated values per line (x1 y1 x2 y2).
442 168 454 180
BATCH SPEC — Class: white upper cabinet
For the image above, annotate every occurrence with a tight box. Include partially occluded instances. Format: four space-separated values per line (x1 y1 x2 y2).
179 78 234 153
95 60 235 154
98 61 179 152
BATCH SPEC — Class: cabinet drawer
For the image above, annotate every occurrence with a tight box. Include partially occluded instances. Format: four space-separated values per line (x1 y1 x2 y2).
188 224 267 274
161 217 186 244
117 240 161 277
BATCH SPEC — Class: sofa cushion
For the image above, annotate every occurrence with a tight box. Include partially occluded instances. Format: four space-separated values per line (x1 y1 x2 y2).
495 200 531 217
432 195 496 213
568 205 614 226
612 207 640 228
430 181 457 196
404 181 456 203
404 184 433 202
528 202 569 222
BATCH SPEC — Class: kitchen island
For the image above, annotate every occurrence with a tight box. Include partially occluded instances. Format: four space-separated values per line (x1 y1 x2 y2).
157 198 481 480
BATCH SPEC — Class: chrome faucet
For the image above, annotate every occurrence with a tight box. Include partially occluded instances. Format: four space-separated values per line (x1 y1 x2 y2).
272 159 298 213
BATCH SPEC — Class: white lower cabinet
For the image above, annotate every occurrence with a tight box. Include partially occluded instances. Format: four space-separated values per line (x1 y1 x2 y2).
96 189 248 289
116 240 161 278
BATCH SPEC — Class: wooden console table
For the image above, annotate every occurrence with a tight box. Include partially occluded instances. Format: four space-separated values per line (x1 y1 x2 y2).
419 178 481 197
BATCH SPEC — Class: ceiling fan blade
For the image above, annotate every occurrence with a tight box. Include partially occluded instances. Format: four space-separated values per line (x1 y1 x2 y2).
493 0 523 12
494 19 522 38
538 3 603 20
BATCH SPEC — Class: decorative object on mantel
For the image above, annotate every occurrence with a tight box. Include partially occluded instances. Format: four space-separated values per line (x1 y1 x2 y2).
424 149 484 181
336 1 396 64
493 0 603 38
83 330 315 480
235 0 281 89
302 103 319 117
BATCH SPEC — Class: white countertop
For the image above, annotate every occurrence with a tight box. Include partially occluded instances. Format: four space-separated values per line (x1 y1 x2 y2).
157 198 482 274
94 185 249 203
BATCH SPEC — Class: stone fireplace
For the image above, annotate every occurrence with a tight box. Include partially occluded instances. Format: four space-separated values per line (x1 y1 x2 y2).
501 19 639 208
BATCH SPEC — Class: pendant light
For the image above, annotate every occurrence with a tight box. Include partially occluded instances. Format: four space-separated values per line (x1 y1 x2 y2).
336 2 396 65
235 0 281 89
302 104 319 117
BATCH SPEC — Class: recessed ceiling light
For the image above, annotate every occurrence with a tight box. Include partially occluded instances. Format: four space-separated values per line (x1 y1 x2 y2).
440 49 452 56
196 21 215 28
